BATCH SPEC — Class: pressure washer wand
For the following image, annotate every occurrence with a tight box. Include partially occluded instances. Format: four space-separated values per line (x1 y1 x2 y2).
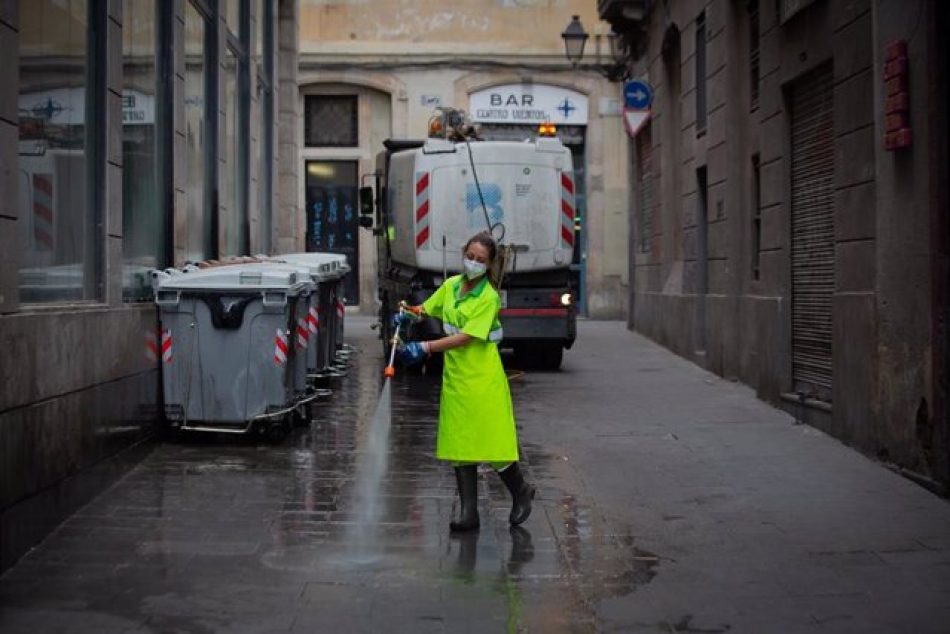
384 314 403 378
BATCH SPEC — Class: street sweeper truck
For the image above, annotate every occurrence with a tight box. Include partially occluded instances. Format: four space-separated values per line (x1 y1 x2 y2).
359 108 577 370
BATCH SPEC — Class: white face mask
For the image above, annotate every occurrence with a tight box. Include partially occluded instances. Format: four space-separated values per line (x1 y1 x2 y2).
463 257 487 280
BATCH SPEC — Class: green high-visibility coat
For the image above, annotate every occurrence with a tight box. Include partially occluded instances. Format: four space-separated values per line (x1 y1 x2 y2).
423 274 519 463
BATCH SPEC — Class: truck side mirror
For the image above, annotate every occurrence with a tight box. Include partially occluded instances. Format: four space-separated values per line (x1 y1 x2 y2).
358 216 374 229
359 187 374 215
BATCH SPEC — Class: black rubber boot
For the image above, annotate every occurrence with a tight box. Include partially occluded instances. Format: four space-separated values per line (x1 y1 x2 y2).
450 465 480 532
497 462 535 526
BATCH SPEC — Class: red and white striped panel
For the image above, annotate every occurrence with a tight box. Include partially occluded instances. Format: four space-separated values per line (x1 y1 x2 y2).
560 173 575 249
32 173 54 251
296 317 309 350
145 328 159 363
415 171 431 249
336 299 345 319
161 328 173 364
274 328 289 367
297 317 310 350
307 306 319 334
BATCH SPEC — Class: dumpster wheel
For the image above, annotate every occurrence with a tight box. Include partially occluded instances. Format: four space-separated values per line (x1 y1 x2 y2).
264 416 291 441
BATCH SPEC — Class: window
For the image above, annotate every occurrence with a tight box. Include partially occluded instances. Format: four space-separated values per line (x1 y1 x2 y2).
221 1 249 257
751 154 761 280
224 0 241 34
17 0 97 303
184 1 211 262
122 0 161 301
695 11 707 134
748 0 760 110
256 0 274 253
221 44 241 256
305 96 358 147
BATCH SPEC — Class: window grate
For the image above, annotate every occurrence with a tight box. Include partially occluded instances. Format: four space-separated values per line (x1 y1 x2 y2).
305 95 358 147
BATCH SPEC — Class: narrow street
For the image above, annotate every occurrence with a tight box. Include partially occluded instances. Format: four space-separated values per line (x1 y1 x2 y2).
1 318 948 633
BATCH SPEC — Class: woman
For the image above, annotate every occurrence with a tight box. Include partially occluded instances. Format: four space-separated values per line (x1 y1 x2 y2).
396 231 535 533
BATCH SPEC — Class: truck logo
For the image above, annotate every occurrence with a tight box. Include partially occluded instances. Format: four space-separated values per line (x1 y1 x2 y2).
465 183 504 228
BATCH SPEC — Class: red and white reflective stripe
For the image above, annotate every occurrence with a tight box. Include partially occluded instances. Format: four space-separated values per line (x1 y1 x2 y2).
307 306 320 334
145 328 159 363
161 328 173 364
336 299 345 318
415 171 431 249
296 317 309 350
274 328 289 366
560 172 575 249
32 173 54 251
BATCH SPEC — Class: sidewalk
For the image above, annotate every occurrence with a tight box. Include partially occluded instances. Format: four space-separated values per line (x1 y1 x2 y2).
0 317 947 633
521 320 950 633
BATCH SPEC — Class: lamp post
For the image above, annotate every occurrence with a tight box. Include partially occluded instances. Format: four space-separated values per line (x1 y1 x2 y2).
561 15 628 81
561 15 589 67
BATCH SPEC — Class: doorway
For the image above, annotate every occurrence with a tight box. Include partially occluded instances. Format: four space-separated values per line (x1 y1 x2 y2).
304 160 360 303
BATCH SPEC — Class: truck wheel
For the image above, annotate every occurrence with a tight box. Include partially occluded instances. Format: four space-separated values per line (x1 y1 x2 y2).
514 343 563 371
540 345 563 371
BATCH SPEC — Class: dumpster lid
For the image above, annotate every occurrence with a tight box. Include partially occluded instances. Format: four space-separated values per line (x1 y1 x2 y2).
269 253 341 281
155 263 312 294
275 252 349 279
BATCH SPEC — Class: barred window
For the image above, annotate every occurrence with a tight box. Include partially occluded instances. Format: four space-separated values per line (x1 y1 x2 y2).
305 95 358 147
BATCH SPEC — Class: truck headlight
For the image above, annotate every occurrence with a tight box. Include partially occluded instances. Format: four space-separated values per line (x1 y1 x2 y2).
560 293 572 306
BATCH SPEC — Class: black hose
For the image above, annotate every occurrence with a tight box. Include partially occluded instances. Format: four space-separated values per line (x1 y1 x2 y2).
463 137 506 243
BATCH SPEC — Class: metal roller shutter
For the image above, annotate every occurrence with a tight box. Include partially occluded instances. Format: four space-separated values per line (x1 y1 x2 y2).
790 63 834 402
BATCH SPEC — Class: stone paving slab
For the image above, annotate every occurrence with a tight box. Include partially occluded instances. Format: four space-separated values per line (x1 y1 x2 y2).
0 317 948 632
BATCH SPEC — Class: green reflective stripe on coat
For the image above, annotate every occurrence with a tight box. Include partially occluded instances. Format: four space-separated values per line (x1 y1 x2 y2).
423 274 519 463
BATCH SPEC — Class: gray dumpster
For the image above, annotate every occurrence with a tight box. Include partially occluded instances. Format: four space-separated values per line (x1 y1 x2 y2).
269 253 336 377
153 263 312 433
335 260 351 361
274 253 349 374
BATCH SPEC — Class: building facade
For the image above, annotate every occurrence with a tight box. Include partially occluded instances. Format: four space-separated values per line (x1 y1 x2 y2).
0 0 301 570
296 0 631 318
602 0 950 491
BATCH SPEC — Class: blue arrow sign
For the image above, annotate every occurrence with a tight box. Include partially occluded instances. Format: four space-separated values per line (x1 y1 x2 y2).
624 79 653 110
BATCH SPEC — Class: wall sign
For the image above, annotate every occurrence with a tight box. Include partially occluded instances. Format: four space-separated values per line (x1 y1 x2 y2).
469 84 588 125
19 88 156 126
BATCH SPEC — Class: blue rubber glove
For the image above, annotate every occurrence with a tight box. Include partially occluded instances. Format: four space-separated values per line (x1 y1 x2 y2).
390 308 420 331
397 341 429 366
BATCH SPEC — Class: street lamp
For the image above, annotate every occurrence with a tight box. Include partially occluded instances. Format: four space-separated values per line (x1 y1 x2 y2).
561 15 589 66
560 15 628 81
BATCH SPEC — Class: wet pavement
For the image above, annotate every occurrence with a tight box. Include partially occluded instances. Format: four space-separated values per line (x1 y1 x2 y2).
0 318 657 633
2 318 950 633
